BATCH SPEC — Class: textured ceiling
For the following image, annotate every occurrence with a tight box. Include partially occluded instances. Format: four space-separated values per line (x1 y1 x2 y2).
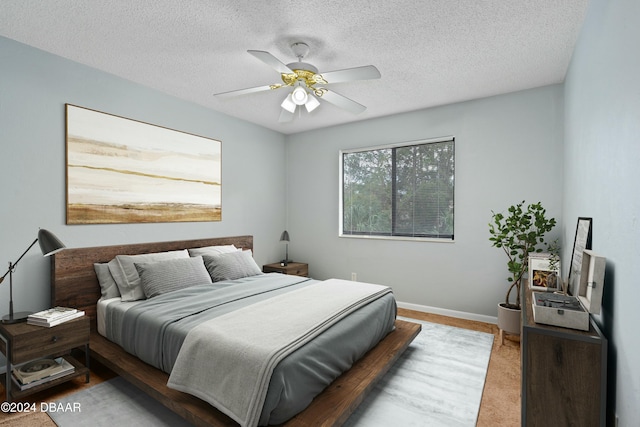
1 1 589 135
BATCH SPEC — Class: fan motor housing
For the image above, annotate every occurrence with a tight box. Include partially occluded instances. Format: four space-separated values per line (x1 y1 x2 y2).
281 63 326 89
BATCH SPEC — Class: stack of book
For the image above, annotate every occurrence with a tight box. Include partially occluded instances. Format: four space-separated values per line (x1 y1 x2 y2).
12 357 75 390
27 306 85 327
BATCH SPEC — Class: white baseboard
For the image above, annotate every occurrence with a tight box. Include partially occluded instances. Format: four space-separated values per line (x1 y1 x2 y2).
397 301 497 325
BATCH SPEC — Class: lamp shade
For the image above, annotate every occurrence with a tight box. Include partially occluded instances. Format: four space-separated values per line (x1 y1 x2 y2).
38 229 66 257
305 95 320 112
291 86 308 105
281 93 296 113
280 230 290 242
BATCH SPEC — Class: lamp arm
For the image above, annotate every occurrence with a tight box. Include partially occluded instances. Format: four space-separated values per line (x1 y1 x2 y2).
0 238 38 283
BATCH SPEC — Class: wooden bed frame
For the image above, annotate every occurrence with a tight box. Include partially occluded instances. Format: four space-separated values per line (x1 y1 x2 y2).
50 235 421 426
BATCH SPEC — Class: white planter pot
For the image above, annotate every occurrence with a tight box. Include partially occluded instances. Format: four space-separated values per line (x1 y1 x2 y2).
497 303 521 335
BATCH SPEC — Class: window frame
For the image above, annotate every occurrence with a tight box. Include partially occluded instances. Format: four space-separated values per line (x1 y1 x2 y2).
338 136 455 242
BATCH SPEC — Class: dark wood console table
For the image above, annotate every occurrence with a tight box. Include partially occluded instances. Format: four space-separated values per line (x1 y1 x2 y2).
521 288 607 426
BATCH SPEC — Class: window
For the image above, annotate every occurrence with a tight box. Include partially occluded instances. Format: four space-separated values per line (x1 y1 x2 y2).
340 137 454 240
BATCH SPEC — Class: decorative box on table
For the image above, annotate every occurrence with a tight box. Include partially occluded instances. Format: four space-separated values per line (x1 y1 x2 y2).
532 249 605 331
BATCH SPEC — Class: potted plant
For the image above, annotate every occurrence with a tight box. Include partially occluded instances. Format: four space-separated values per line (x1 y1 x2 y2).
488 201 557 335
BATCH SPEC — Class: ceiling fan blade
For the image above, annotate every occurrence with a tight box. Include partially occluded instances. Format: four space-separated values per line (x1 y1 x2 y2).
319 65 381 84
318 89 367 114
248 50 294 74
215 84 280 98
279 108 295 123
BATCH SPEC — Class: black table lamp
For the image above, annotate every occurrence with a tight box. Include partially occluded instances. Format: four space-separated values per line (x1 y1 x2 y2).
1 229 66 324
280 230 290 265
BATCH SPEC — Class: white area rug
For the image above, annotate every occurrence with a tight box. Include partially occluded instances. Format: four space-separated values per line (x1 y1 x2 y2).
48 375 192 427
344 317 494 427
49 318 493 427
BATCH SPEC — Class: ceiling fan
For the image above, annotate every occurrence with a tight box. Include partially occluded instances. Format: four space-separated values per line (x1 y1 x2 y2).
215 42 381 122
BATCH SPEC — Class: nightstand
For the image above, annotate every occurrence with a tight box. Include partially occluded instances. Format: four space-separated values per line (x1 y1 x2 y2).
0 316 90 402
263 262 309 277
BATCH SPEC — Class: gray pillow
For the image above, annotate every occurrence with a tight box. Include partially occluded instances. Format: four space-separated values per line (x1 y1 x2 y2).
135 256 212 299
94 263 121 300
203 250 262 282
108 249 189 301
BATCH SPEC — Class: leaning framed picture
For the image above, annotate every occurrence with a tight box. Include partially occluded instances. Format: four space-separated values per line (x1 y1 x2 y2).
567 217 593 295
528 254 561 291
65 104 221 224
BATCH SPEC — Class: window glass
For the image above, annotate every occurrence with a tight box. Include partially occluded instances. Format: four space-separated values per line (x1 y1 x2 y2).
341 138 454 240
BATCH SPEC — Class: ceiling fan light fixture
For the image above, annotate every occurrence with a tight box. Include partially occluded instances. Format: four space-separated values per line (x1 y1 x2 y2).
218 45 381 123
305 95 320 112
281 93 296 113
291 85 308 105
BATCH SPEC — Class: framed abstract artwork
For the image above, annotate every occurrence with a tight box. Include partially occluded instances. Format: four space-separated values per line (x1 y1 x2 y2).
65 104 221 224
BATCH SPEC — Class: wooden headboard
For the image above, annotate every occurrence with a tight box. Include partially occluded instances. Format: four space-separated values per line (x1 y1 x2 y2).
50 235 253 327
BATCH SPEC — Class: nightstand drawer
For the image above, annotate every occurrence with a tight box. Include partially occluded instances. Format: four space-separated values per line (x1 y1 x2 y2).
288 265 308 277
263 262 308 277
10 317 90 364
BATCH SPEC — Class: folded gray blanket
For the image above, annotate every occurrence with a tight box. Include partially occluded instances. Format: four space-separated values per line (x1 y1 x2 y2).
168 279 392 427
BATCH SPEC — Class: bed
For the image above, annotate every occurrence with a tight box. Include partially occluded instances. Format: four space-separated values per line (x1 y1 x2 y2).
51 235 420 426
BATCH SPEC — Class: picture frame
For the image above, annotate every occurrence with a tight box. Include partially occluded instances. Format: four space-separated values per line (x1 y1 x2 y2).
528 254 561 291
567 217 593 295
65 104 221 224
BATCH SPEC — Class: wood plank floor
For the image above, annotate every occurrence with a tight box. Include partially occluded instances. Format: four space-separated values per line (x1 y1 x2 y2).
0 309 521 427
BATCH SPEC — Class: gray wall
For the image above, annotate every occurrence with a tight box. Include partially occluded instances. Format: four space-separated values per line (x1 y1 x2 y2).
0 36 287 323
285 85 564 320
4 4 636 421
563 0 640 424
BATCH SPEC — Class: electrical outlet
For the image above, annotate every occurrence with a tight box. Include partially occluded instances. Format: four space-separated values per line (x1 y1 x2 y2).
351 272 357 281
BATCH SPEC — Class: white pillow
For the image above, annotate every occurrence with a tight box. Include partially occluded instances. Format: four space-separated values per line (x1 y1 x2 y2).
188 245 239 257
108 249 189 301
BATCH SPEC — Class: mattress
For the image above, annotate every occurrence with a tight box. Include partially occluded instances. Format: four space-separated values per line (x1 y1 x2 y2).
97 297 140 339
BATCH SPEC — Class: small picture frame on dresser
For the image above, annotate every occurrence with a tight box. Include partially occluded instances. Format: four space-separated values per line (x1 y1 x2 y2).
528 254 561 291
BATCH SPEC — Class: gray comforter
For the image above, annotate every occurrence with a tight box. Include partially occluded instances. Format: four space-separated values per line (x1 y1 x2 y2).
106 273 397 425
